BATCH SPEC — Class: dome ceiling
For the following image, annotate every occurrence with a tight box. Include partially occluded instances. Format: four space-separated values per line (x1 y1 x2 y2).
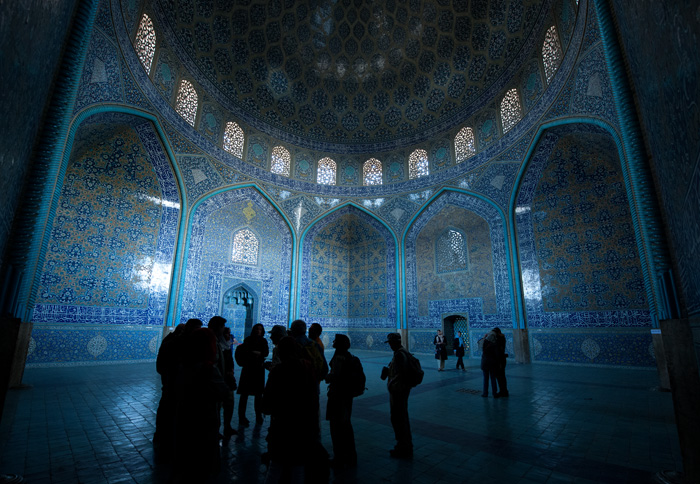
157 0 547 151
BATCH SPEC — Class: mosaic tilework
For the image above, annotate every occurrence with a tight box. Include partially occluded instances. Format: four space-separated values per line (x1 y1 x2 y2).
26 325 162 366
177 154 223 202
210 159 249 186
415 206 496 315
34 121 180 328
151 0 554 152
610 0 700 316
471 162 521 209
179 187 292 326
570 46 616 122
300 205 397 330
376 196 421 234
280 195 322 233
74 29 123 114
521 59 545 111
530 329 655 367
515 126 652 329
152 42 178 100
405 191 513 330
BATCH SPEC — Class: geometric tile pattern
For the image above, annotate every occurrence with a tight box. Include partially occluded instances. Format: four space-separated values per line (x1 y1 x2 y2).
516 126 652 328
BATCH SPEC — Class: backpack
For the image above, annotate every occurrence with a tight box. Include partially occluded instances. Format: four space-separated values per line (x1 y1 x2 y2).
403 349 424 387
347 353 367 397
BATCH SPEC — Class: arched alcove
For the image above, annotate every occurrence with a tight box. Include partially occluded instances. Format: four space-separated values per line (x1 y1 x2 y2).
514 123 654 366
298 204 398 350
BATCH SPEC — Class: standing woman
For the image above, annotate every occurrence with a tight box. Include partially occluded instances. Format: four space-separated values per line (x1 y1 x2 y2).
237 323 269 426
433 329 448 371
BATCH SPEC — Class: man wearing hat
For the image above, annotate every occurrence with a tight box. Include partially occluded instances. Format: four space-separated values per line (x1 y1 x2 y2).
380 332 413 459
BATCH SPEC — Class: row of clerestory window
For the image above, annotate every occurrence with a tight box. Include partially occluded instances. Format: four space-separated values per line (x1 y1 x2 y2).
135 16 564 186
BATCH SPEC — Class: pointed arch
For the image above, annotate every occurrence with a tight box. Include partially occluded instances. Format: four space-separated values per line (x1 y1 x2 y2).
317 157 336 185
271 146 291 177
454 127 476 163
409 149 429 179
542 25 563 84
176 79 198 126
500 88 523 134
363 158 383 185
135 13 156 74
223 121 244 158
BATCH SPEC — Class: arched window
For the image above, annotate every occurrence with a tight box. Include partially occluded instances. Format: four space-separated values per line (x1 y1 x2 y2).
317 157 336 185
232 229 259 265
363 158 383 185
542 26 563 84
135 14 156 74
409 149 429 179
436 228 468 273
270 146 291 176
500 88 522 134
454 127 476 163
176 80 198 127
223 122 244 158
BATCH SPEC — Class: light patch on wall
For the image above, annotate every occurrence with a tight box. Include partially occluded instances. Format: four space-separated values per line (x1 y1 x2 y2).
136 193 180 210
587 73 603 97
294 200 307 231
91 58 107 83
362 198 384 209
515 205 531 215
408 190 433 203
391 208 405 221
314 197 341 208
191 168 208 184
490 175 505 190
521 268 542 304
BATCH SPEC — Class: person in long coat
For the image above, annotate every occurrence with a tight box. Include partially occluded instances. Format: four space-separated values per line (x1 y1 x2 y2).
237 323 269 426
433 329 448 371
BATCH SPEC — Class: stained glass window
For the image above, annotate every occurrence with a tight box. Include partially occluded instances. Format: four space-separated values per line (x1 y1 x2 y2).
135 14 156 74
363 158 383 185
409 149 429 179
270 146 291 176
500 88 522 134
542 26 563 84
317 157 336 185
232 229 259 265
455 127 476 163
436 228 468 273
176 80 198 127
223 122 244 157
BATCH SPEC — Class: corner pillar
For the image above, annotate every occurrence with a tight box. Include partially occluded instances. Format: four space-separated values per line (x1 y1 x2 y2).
512 328 531 364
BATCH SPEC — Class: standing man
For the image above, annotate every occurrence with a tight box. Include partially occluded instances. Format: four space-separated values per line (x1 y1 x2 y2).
325 334 358 468
380 333 413 459
453 330 466 371
492 327 509 397
208 315 237 437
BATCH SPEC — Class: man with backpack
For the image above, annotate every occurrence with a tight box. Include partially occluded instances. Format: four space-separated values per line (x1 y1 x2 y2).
380 332 417 459
325 334 362 469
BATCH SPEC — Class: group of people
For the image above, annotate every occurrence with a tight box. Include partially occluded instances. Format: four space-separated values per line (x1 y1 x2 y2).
434 327 510 398
153 319 504 482
432 329 467 371
153 316 379 483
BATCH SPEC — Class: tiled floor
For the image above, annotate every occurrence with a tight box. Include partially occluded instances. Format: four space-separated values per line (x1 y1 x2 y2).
0 352 682 483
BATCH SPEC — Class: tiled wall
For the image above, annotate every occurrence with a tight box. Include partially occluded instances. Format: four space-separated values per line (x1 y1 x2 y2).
516 125 653 366
179 187 293 338
28 118 180 365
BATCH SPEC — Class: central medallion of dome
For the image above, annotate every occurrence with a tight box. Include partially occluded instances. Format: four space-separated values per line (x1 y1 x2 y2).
158 0 546 151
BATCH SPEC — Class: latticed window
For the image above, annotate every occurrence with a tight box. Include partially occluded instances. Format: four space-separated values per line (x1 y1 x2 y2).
135 14 156 74
455 127 476 163
232 229 259 265
317 157 336 185
409 149 429 179
176 80 198 127
363 158 383 185
500 89 522 134
542 26 563 84
436 228 468 273
271 146 291 176
223 122 244 157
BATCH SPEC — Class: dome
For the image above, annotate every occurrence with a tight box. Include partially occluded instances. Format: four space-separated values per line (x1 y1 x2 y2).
152 0 550 153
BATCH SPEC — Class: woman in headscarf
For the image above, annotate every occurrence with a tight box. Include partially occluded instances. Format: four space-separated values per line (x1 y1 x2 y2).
237 323 269 426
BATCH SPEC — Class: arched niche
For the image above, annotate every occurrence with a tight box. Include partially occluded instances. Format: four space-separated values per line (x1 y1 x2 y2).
28 112 182 365
298 204 397 347
514 123 654 366
179 186 292 332
404 190 513 354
